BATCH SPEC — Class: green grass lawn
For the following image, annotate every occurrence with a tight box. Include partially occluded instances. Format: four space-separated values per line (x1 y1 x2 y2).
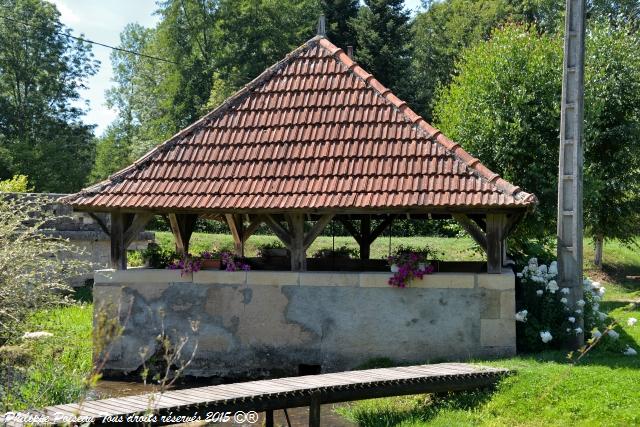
154 231 484 261
0 304 93 411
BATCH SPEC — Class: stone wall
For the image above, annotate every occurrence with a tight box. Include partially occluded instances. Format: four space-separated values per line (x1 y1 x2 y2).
94 268 516 379
3 193 154 284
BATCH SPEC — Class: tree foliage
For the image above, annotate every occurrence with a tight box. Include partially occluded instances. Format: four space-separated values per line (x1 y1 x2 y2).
583 20 640 246
434 22 640 249
0 174 32 192
92 0 319 183
0 0 97 192
321 0 359 50
411 0 639 120
351 0 412 100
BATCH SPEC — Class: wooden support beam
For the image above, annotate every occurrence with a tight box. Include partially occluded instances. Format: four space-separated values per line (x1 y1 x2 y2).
89 212 110 236
244 215 263 240
303 214 334 249
338 218 363 245
226 214 264 256
263 214 292 249
359 215 371 259
370 215 396 241
486 213 507 273
122 213 153 248
226 214 244 256
168 213 198 255
339 215 395 260
452 213 488 252
110 212 127 270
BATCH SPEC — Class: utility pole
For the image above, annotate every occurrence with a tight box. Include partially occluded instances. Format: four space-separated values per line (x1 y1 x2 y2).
557 0 585 348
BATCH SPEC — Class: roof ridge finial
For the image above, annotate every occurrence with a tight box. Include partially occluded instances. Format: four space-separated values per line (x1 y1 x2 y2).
317 14 326 37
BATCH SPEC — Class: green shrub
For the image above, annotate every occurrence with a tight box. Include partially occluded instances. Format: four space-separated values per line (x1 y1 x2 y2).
312 245 359 259
515 258 614 352
0 196 87 344
0 175 32 193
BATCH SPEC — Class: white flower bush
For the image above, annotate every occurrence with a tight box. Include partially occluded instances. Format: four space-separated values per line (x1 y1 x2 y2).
628 317 637 327
623 346 637 356
515 310 528 322
516 258 609 351
540 331 553 343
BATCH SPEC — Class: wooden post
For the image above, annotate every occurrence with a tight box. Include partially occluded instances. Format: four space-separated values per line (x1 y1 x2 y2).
265 410 274 427
452 214 488 252
226 214 264 257
110 212 127 270
339 215 395 260
360 216 371 259
288 213 306 271
168 213 198 255
486 213 507 273
558 0 585 347
265 213 333 271
109 212 153 270
309 393 321 427
226 214 244 256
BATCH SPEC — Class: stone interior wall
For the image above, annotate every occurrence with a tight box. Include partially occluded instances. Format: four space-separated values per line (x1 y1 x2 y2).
94 269 515 379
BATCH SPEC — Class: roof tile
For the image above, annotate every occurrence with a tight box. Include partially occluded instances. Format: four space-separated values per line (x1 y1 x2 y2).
62 36 536 212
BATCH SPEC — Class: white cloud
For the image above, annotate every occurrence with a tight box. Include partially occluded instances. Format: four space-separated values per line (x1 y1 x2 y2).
45 0 81 24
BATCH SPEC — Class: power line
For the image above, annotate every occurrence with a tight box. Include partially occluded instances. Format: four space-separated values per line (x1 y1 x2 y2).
0 13 177 65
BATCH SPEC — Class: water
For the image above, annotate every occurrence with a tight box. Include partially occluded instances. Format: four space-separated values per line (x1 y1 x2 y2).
93 379 357 426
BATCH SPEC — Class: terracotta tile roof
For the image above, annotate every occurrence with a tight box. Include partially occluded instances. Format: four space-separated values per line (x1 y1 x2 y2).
62 36 537 212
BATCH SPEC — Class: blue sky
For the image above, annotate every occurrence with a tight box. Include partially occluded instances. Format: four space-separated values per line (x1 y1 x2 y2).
50 0 423 136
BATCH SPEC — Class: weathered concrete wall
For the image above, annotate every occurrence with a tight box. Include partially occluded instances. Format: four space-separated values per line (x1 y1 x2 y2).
94 269 515 379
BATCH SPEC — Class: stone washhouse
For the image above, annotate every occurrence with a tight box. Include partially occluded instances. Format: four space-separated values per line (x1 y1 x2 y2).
61 35 537 379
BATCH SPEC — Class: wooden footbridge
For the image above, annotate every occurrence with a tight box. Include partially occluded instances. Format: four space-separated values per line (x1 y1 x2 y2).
1 363 508 426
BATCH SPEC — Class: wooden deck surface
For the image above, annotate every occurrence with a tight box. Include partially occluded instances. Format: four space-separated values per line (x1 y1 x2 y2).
1 363 508 426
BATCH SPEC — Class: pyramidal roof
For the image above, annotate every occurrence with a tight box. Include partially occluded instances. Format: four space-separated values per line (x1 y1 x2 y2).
63 36 537 212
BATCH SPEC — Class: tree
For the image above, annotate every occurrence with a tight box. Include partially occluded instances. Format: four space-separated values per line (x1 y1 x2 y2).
411 0 515 120
209 0 320 104
154 0 220 130
350 0 412 100
0 195 87 343
434 25 562 242
583 20 640 267
88 125 134 183
104 23 162 161
102 0 319 165
321 0 359 50
410 0 639 121
0 0 98 192
433 23 640 264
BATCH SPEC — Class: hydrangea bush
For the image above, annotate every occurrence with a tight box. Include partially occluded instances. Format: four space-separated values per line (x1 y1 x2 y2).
515 258 612 352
